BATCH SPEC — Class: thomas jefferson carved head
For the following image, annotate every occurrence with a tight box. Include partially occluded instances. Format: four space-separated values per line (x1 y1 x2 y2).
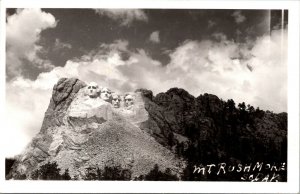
100 87 112 102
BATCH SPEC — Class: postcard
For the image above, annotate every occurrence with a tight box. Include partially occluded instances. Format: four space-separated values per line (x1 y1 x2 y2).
0 0 299 193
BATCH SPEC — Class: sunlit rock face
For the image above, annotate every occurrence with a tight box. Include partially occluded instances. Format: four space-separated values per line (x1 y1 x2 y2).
68 87 113 120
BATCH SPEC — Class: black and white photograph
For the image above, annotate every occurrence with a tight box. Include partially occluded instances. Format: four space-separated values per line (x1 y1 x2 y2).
1 0 299 193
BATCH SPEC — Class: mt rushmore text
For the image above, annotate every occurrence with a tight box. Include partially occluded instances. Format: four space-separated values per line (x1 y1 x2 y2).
193 162 286 182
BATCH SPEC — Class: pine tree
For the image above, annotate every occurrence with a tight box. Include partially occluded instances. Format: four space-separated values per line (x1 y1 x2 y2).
39 162 62 180
62 169 71 180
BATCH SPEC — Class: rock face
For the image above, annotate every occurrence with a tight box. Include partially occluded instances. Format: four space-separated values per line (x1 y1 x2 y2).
41 78 87 133
8 78 287 181
9 78 183 180
138 89 220 148
138 88 287 165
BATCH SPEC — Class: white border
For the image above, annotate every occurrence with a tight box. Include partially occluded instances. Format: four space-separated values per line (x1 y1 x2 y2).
0 0 298 9
0 0 299 193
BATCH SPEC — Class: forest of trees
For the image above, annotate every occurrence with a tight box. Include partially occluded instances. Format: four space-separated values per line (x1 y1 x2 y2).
168 98 287 181
9 161 179 181
82 164 178 181
30 162 71 180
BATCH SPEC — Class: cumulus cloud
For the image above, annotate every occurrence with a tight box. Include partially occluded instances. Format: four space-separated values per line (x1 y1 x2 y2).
167 29 287 112
149 31 160 43
94 9 148 26
6 8 57 79
5 78 53 157
5 29 287 157
232 10 246 24
245 30 287 112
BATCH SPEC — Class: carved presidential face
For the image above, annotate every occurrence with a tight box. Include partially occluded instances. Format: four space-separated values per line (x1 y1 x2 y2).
124 94 134 107
86 82 99 98
100 87 112 102
111 94 121 108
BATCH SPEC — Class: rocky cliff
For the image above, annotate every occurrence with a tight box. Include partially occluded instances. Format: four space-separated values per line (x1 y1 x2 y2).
8 78 184 180
7 78 287 181
137 87 287 181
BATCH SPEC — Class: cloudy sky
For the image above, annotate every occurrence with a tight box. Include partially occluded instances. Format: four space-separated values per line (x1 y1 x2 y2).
5 8 287 157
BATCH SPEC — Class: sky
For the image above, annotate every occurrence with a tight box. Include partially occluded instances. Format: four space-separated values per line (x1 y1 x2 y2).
4 8 288 157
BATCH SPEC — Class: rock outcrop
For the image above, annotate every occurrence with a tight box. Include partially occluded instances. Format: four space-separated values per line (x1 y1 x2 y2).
8 78 183 180
138 88 287 164
41 78 87 133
